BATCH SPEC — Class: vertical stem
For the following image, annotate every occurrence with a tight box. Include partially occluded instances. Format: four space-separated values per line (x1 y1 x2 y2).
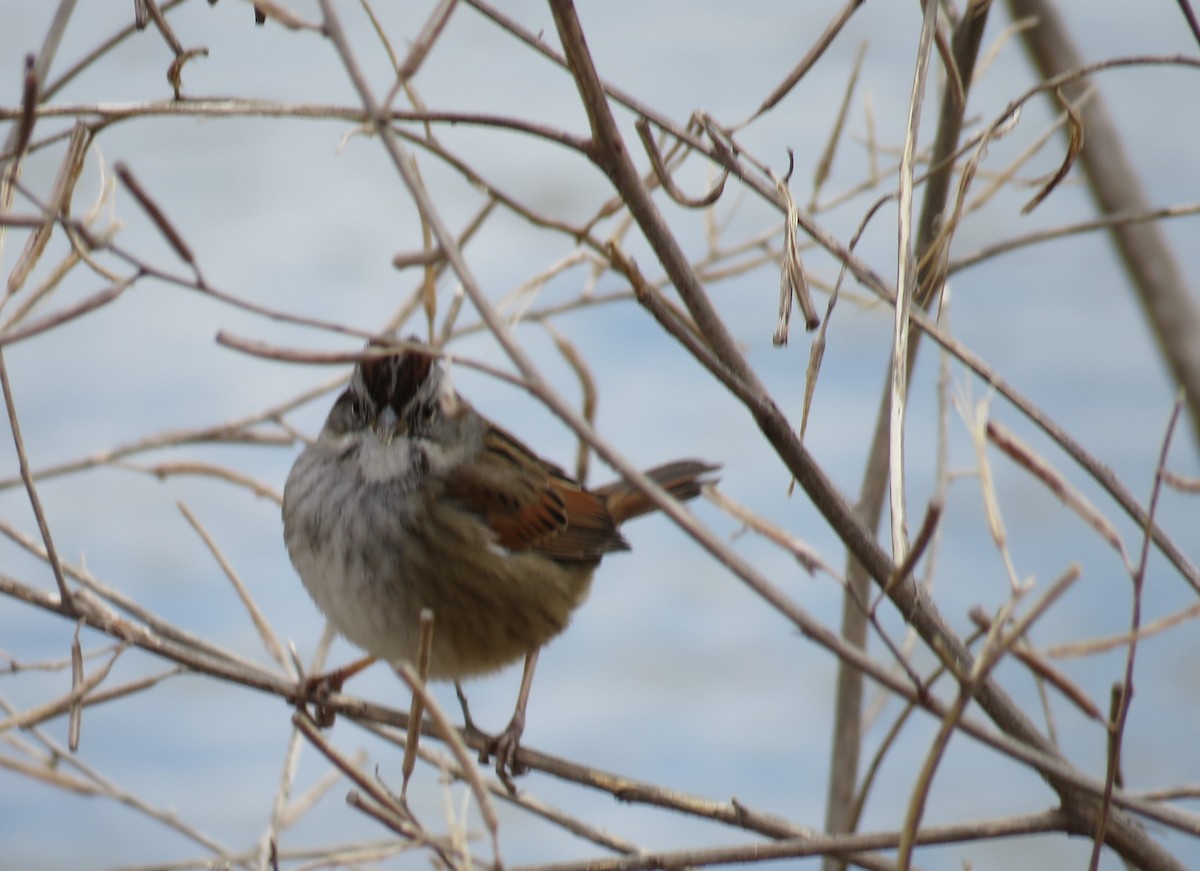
822 5 991 868
1005 0 1200 448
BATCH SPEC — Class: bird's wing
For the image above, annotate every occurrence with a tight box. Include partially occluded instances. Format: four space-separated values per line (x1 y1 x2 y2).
442 425 629 562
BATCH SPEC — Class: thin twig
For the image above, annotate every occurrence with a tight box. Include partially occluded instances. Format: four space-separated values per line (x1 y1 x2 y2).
0 347 73 612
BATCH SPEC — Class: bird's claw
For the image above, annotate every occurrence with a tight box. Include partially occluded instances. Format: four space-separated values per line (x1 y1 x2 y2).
297 656 377 728
481 710 527 793
299 672 343 728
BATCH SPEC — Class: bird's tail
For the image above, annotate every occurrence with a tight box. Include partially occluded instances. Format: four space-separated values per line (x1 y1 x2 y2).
596 460 720 525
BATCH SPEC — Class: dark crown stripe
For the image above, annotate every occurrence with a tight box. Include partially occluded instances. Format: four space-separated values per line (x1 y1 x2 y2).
389 350 433 414
359 342 434 414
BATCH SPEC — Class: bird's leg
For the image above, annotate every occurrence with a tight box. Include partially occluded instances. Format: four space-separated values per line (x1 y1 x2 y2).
486 649 539 792
455 680 486 741
301 655 377 727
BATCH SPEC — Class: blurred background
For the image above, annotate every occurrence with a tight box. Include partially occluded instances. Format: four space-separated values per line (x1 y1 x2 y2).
1 2 1198 869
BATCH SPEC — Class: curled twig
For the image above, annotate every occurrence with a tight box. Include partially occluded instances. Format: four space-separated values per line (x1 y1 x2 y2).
635 117 728 209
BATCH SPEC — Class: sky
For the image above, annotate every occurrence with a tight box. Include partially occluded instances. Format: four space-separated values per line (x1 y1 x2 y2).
1 2 1199 869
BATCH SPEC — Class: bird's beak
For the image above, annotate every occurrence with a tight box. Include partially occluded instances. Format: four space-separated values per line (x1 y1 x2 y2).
375 405 399 441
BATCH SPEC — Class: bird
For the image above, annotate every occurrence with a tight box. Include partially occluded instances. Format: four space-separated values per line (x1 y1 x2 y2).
282 339 717 785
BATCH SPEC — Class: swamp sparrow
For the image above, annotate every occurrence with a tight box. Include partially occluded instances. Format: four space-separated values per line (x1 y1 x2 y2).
282 341 716 782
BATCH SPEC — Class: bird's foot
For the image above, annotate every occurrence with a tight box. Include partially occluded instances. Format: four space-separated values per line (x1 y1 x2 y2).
299 656 377 727
482 708 527 794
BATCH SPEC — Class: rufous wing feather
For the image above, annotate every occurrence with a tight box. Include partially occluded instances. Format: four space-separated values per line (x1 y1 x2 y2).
443 425 629 562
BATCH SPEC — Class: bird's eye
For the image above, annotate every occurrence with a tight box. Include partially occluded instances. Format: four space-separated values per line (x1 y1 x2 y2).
404 400 436 432
327 391 371 435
